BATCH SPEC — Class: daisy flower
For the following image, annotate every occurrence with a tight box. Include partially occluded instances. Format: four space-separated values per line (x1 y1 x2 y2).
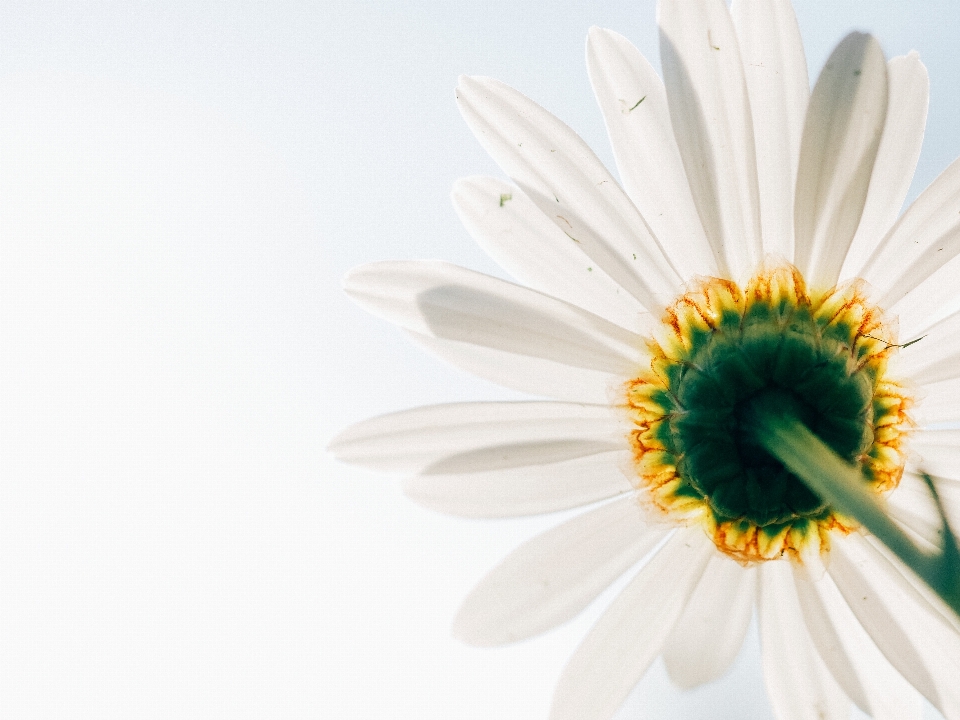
330 0 960 718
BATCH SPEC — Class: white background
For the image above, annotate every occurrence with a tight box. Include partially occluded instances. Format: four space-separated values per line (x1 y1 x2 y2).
0 1 956 718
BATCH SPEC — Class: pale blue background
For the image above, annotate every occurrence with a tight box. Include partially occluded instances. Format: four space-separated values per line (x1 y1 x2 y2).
0 1 955 719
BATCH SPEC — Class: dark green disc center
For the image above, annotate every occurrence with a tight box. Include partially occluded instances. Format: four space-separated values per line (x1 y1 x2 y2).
663 302 875 527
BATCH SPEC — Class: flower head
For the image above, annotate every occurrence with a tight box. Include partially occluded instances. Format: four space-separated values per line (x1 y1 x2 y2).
331 1 960 718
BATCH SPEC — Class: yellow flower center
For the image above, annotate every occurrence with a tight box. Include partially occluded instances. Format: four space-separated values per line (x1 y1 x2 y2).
624 265 912 563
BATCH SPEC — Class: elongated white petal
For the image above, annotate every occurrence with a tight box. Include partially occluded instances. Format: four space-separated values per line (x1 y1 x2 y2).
888 251 960 338
841 53 930 279
910 432 960 483
659 0 762 280
405 330 619 402
662 556 755 689
452 176 648 332
794 566 922 720
794 33 888 288
731 0 809 261
885 471 960 555
893 307 960 384
829 533 960 719
863 531 960 636
759 561 850 720
453 497 667 646
585 27 717 278
456 75 682 310
550 527 713 720
403 450 635 518
862 155 960 310
328 401 625 474
343 261 643 375
912 376 960 425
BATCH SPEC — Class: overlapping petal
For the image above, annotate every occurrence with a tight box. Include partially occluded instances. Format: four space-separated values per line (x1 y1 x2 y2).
793 32 888 288
862 155 960 310
841 53 929 279
659 0 763 280
452 497 667 646
403 451 634 518
793 567 922 719
456 75 682 310
829 534 960 719
550 527 713 720
328 401 625 474
662 556 755 689
451 175 649 332
758 562 851 720
343 260 645 400
585 26 717 278
730 0 809 261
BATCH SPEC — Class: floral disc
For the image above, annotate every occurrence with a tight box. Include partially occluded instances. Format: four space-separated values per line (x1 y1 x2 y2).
625 265 912 563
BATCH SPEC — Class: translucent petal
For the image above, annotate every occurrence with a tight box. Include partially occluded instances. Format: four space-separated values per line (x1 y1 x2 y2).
731 0 809 261
328 400 625 474
829 533 960 719
550 527 713 720
793 33 888 288
585 26 717 277
912 376 960 425
861 155 960 310
403 450 635 518
405 330 620 403
909 432 960 483
793 566 922 720
452 497 667 646
841 53 929 280
343 261 643 375
659 0 762 280
452 176 647 332
892 306 960 385
886 469 960 551
662 556 755 689
759 561 851 720
456 75 682 310
888 251 960 338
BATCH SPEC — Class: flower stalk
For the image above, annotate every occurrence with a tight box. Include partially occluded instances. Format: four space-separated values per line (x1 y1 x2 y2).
751 407 960 618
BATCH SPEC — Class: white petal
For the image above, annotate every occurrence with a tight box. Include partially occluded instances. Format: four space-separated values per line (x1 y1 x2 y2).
912 376 960 425
861 155 960 311
456 75 682 310
343 261 644 375
841 53 930 280
403 450 635 518
888 251 960 338
829 533 960 719
758 561 850 720
886 470 960 551
452 176 648 332
794 566 922 720
452 496 668 646
793 33 888 288
406 330 621 403
892 307 960 384
662 556 755 689
585 27 717 277
550 527 713 720
658 0 763 280
910 430 960 482
863 531 960 636
328 400 625 474
730 0 809 261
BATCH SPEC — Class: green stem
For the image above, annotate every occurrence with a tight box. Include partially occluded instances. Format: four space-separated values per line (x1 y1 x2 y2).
750 408 960 619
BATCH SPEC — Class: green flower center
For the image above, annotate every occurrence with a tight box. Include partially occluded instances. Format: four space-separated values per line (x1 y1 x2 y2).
667 302 875 528
624 266 911 562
